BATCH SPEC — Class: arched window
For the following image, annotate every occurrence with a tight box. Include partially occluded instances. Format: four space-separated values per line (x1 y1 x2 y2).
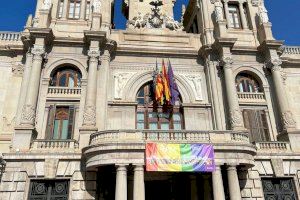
136 82 184 130
236 73 261 93
50 66 82 87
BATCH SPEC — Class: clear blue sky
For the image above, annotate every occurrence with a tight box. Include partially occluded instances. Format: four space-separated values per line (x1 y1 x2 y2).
0 0 299 45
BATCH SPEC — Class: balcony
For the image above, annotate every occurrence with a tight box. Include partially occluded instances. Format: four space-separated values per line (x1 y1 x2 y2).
255 141 291 153
84 130 257 169
30 139 79 152
237 92 265 104
0 32 23 50
47 86 81 99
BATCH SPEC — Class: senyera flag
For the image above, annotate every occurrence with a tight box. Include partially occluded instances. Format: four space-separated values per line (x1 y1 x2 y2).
146 143 216 172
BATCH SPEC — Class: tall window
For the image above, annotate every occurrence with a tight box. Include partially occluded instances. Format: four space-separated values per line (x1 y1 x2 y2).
28 180 69 200
46 106 75 140
85 1 91 20
236 73 261 93
243 109 269 142
136 82 184 130
228 4 241 29
68 0 81 19
57 0 64 18
50 67 82 87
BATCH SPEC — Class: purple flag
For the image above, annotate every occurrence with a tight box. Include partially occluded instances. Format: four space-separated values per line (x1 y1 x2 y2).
167 59 180 105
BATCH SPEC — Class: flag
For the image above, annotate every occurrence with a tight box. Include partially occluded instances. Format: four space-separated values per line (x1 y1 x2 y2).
168 59 180 105
162 59 171 104
155 60 164 104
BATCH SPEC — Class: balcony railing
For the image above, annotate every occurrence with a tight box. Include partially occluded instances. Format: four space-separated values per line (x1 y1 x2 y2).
31 139 79 151
47 86 81 98
237 92 265 103
89 130 250 146
255 141 291 152
281 46 300 55
0 32 21 41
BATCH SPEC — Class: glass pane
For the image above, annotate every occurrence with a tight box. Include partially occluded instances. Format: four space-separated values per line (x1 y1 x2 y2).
161 123 169 130
69 2 75 18
137 123 144 130
85 2 90 19
58 1 64 18
174 123 182 130
137 98 144 105
68 76 75 87
61 120 69 139
75 2 80 19
149 123 158 130
59 74 67 86
173 113 181 121
137 113 144 121
53 120 60 139
149 112 157 118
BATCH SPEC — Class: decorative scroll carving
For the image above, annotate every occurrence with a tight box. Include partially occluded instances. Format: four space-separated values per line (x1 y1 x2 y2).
220 56 233 69
83 105 96 126
184 75 203 101
21 105 36 124
229 109 243 128
251 0 259 6
266 58 282 72
281 111 296 130
42 0 52 10
12 62 24 77
258 2 269 24
31 45 45 61
214 1 224 22
88 49 100 59
113 72 136 99
92 0 101 13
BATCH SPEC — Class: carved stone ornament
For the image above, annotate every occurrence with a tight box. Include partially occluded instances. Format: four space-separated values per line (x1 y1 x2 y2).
113 72 136 99
258 2 269 24
251 0 259 6
12 62 24 77
31 45 45 57
221 56 233 68
88 49 100 59
42 0 52 10
281 111 296 130
21 105 36 124
214 1 224 22
184 75 203 101
83 105 96 126
267 58 282 72
229 109 243 128
92 0 101 13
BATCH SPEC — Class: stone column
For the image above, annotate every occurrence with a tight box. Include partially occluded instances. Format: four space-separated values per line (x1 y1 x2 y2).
62 0 69 19
227 165 241 200
222 57 244 130
207 60 223 130
83 46 100 127
133 165 145 200
223 0 230 28
115 165 127 200
239 1 248 29
21 45 45 126
212 166 225 200
16 52 33 125
268 59 296 131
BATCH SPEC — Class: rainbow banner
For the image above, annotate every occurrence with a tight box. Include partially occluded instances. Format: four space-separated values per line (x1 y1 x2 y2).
146 143 215 172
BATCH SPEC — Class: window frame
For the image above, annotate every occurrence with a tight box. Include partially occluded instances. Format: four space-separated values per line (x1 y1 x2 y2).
236 73 261 93
68 0 81 19
228 4 242 29
50 67 82 87
57 0 64 19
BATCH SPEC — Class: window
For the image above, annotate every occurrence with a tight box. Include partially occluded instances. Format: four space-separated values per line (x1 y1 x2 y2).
136 82 184 130
228 4 241 29
57 0 64 18
46 106 75 140
85 1 91 20
236 73 261 93
243 109 269 142
28 180 69 200
50 67 82 87
262 178 297 200
68 0 81 19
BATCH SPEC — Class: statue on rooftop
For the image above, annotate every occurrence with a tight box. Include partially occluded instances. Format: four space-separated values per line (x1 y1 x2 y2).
258 2 269 24
42 0 52 10
92 0 102 13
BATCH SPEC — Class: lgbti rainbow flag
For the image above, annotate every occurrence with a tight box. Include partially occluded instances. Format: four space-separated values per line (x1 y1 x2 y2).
146 143 215 172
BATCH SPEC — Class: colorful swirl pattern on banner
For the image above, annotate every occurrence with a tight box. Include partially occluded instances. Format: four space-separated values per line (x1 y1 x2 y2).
146 143 216 172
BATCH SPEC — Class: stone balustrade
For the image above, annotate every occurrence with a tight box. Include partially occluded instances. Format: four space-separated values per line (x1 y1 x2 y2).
47 86 81 98
0 32 21 41
237 92 265 103
89 129 250 146
255 141 291 152
281 46 300 55
31 139 79 151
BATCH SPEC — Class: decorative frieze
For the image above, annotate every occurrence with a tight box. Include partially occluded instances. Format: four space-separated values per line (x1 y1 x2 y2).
83 105 96 126
183 74 203 101
21 105 36 124
12 62 24 77
113 72 136 99
281 111 296 130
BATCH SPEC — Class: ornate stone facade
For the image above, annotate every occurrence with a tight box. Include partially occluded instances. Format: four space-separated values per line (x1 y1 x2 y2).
0 0 300 199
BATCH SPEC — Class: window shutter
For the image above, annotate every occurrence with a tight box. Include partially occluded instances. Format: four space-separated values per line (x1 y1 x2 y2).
46 105 56 139
67 106 75 139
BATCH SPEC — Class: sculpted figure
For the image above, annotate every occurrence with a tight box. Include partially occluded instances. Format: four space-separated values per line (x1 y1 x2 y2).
42 0 52 10
214 1 224 22
93 0 101 13
258 2 269 23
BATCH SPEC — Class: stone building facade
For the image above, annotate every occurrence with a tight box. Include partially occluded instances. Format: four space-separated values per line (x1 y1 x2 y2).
0 0 300 199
